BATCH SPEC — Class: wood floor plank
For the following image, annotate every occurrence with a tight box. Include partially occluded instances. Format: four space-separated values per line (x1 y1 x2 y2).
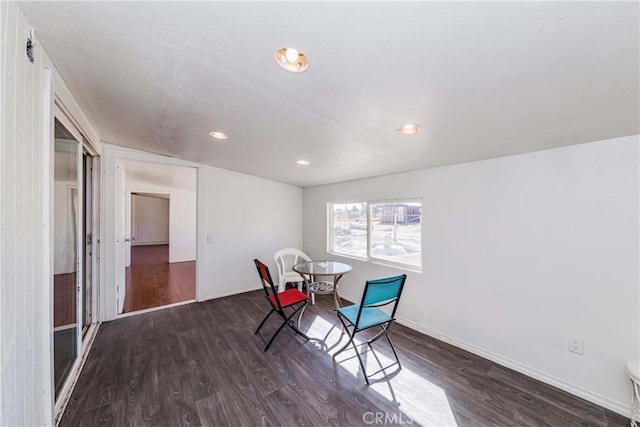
486 364 608 425
60 290 631 427
605 408 632 427
446 387 516 427
71 401 126 427
124 244 195 313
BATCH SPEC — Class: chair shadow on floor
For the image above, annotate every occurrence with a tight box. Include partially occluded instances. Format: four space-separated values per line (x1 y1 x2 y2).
290 301 412 423
293 287 404 376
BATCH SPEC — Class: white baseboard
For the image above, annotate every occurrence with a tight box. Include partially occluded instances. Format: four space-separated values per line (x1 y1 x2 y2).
395 316 440 340
438 334 630 417
339 292 357 304
131 241 168 246
116 299 196 319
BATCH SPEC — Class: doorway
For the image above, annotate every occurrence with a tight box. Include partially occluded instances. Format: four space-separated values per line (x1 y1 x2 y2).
118 161 197 314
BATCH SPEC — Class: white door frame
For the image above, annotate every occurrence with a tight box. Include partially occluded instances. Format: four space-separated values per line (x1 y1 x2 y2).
115 159 126 314
100 146 205 321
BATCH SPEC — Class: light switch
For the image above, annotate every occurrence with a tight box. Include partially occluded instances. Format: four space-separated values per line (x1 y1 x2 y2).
206 233 214 244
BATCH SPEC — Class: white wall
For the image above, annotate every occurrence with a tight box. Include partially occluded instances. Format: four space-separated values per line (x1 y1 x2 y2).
131 194 169 246
201 166 303 299
1 2 101 425
101 145 303 320
303 135 639 416
0 6 50 423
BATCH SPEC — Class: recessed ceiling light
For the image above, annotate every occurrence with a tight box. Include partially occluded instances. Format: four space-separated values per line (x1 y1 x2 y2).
397 124 422 135
275 47 309 73
296 160 310 165
208 131 228 140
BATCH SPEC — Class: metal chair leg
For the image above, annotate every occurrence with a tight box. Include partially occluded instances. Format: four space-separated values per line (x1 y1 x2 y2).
333 315 355 356
333 317 400 384
264 319 290 351
285 305 310 341
260 303 309 351
381 327 401 368
255 309 275 334
367 327 386 345
334 331 356 357
351 341 371 385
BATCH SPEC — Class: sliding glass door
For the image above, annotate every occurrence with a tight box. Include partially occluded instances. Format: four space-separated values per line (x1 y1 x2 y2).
52 111 99 402
53 118 80 398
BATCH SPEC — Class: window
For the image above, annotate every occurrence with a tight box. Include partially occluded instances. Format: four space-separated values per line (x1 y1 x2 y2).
329 200 422 270
330 203 368 259
369 201 422 268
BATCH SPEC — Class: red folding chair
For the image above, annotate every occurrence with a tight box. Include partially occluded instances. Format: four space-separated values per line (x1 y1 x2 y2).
254 259 310 351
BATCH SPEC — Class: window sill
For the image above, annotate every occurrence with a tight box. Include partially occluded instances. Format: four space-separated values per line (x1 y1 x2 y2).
327 251 423 274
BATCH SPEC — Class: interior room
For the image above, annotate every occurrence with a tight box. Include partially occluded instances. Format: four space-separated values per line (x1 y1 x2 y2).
1 1 638 426
122 160 197 314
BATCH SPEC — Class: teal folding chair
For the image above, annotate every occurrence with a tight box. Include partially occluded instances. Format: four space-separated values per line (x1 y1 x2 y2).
333 274 407 384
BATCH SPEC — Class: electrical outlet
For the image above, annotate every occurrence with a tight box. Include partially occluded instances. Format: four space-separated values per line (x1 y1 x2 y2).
569 337 583 355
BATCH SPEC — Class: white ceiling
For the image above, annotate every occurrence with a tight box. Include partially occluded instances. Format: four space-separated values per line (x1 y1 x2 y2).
19 2 639 187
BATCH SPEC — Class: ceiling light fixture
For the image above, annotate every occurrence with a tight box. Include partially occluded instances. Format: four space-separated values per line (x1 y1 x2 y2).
296 160 310 165
275 47 308 73
209 131 229 140
284 48 299 62
397 124 422 135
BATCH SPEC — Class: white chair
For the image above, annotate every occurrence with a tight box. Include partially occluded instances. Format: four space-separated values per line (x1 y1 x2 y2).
273 248 312 293
629 361 640 427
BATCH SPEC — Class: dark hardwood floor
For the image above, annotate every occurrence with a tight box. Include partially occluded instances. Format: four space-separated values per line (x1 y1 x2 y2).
123 244 195 313
61 290 630 426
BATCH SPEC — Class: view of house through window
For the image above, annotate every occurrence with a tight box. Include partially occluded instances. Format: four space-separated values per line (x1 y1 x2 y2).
331 203 368 258
330 200 422 269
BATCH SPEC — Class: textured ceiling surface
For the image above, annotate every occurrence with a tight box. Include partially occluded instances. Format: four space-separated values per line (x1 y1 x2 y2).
19 2 640 187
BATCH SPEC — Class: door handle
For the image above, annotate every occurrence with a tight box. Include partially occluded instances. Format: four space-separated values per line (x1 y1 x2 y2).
124 238 131 242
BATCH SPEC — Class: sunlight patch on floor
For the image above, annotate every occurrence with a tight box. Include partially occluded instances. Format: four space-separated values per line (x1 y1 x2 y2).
305 314 458 426
305 313 341 342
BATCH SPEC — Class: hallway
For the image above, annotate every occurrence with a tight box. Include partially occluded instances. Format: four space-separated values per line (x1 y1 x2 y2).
123 244 195 313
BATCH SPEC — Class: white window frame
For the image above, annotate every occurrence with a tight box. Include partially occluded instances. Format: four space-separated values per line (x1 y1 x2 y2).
328 198 422 271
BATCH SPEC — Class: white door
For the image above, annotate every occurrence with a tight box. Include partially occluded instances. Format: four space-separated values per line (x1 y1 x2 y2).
115 160 126 314
125 192 131 267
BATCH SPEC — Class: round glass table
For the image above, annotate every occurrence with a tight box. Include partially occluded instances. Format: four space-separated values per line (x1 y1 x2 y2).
292 261 353 320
